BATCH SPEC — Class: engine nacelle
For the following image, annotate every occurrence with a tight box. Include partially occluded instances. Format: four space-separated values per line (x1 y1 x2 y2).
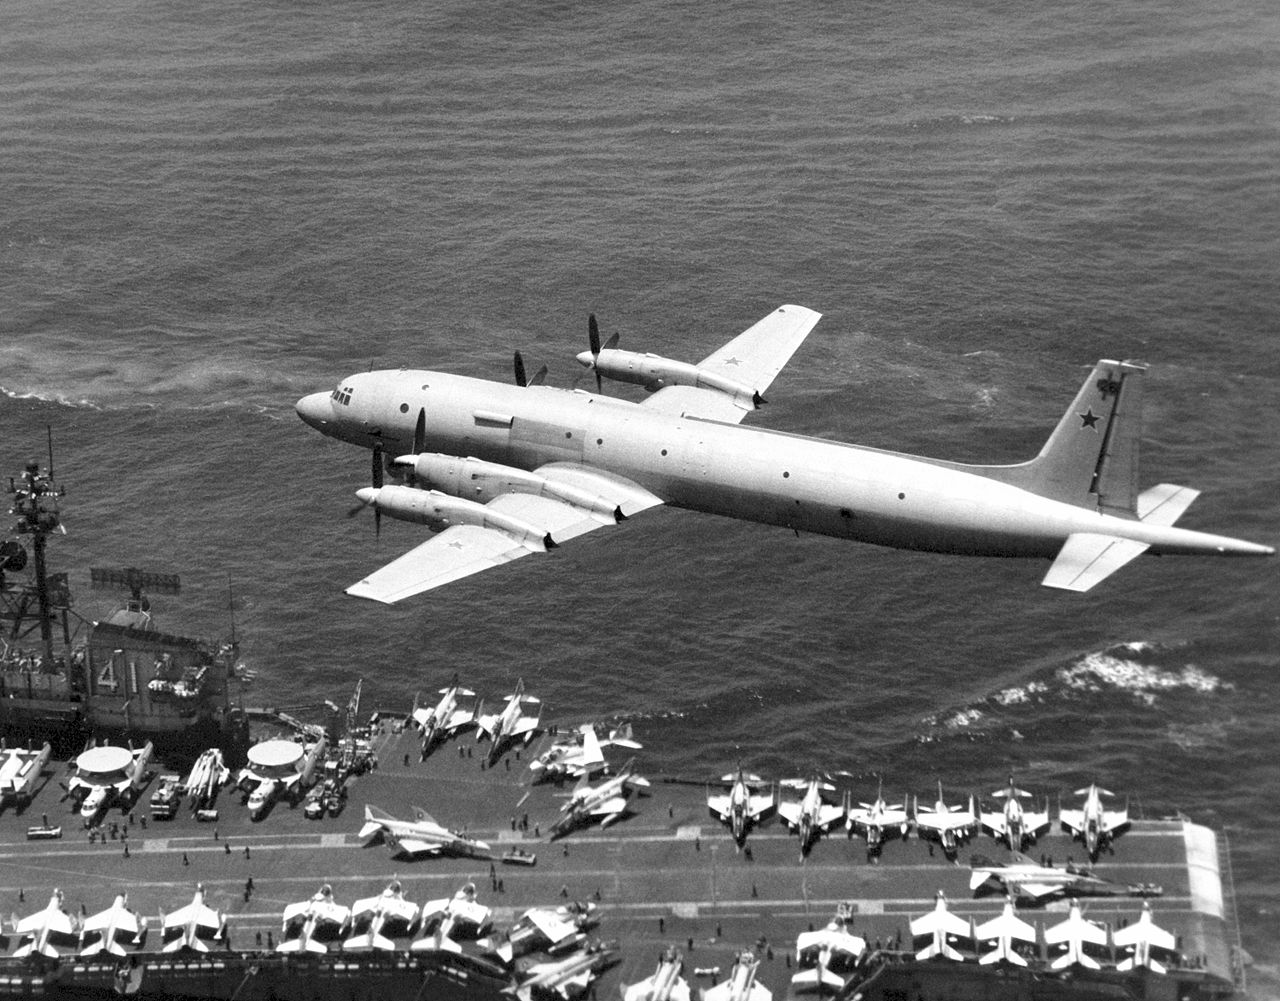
577 349 762 407
356 485 553 551
394 454 621 524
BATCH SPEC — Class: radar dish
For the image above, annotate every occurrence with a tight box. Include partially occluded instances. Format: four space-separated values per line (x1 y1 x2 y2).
91 566 181 597
247 739 304 770
75 745 134 774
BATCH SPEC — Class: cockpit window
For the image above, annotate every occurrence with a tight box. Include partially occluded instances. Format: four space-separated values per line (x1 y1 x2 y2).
330 385 355 406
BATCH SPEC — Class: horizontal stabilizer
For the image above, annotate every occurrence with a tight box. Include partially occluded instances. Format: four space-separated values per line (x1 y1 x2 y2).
1136 483 1200 526
789 966 844 991
1042 533 1149 592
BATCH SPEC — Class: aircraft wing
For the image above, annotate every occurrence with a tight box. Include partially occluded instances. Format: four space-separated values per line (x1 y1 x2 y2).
525 909 577 944
706 793 732 821
909 909 969 939
980 810 1009 838
393 836 445 858
975 911 1036 944
17 910 74 936
1058 809 1085 836
588 795 629 819
82 907 138 937
346 467 664 603
1012 881 1064 901
165 902 221 934
817 802 847 829
776 802 802 828
918 811 972 834
643 305 822 424
1114 919 1174 951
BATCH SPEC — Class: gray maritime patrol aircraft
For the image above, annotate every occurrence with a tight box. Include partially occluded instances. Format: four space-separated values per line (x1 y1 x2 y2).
295 305 1273 602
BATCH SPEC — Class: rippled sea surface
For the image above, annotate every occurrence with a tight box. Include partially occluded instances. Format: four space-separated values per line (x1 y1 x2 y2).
3 0 1277 993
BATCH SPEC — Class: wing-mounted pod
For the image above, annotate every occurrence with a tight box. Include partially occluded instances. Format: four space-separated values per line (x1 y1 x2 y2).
354 485 555 552
575 315 765 408
393 454 622 524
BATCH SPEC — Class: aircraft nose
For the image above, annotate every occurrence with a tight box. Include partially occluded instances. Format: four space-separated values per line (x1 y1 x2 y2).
295 391 332 431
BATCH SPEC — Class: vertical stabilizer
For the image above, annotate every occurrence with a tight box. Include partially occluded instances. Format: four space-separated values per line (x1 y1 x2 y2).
1001 360 1145 514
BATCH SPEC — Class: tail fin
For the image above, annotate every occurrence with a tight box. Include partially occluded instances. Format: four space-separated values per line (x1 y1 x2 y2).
994 360 1145 514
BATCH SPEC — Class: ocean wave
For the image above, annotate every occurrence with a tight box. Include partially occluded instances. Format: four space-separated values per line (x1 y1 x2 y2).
1057 651 1230 707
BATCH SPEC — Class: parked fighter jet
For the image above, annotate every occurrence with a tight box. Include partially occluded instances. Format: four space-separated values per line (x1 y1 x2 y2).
183 748 230 812
1113 902 1177 974
980 777 1050 851
549 758 650 837
11 889 77 958
909 892 970 962
298 306 1272 603
476 679 542 765
701 950 772 1001
970 851 1154 903
410 675 477 755
279 884 350 954
845 780 910 855
160 885 225 953
790 904 865 994
1059 784 1129 861
358 804 492 859
623 946 690 1001
706 764 775 849
510 941 622 1001
0 742 51 807
1044 902 1108 970
913 783 977 859
530 723 642 783
79 894 144 957
481 902 599 964
777 777 846 858
973 898 1037 966
345 881 420 951
414 883 491 951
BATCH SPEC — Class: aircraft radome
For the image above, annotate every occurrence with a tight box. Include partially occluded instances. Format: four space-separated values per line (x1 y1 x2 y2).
296 305 1273 603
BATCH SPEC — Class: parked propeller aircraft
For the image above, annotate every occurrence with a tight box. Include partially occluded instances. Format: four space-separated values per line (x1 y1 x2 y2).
530 723 641 782
160 885 225 953
845 780 910 855
296 305 1272 603
79 894 143 957
510 941 622 1001
980 777 1050 851
973 898 1037 967
66 742 154 826
0 742 51 807
777 777 846 858
359 804 492 859
1044 902 1108 970
623 946 691 1001
1113 902 1177 974
913 783 977 859
279 884 350 954
549 757 650 837
706 764 776 850
12 889 77 959
909 892 970 962
702 950 772 1001
475 678 542 765
790 905 865 993
345 881 420 951
1059 783 1130 861
410 675 477 755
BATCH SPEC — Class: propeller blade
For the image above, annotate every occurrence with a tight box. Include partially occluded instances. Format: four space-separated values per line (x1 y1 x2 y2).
413 409 426 455
371 442 385 490
588 315 601 357
514 351 528 388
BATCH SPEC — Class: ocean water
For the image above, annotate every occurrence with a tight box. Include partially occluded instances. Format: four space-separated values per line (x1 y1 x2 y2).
2 0 1277 993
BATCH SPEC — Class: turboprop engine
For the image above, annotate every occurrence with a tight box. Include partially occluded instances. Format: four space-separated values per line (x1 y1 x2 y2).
393 454 622 524
575 349 763 408
354 484 554 552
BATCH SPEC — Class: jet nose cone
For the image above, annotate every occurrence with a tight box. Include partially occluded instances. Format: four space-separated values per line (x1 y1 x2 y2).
295 391 333 431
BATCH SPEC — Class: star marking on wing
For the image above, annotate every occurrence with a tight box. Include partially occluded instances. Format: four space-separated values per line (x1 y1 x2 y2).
1079 409 1101 430
724 356 743 367
447 540 465 550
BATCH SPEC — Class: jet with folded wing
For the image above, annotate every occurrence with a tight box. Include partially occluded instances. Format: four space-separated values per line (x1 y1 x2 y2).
974 898 1038 967
482 901 599 964
511 941 621 1001
702 950 771 1001
845 779 910 855
791 904 865 994
1044 902 1109 970
777 777 846 859
1112 902 1178 974
12 889 77 959
358 804 492 859
981 777 1050 851
414 882 491 952
345 881 420 951
909 892 970 962
475 679 541 765
296 305 1271 602
549 757 650 837
79 894 143 957
279 884 350 954
160 885 225 953
1059 783 1130 861
410 674 477 756
530 723 642 783
706 764 775 849
623 946 690 1001
913 782 977 860
969 852 1129 902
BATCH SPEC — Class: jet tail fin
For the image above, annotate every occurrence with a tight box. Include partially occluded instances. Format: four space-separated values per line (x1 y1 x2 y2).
989 360 1145 514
